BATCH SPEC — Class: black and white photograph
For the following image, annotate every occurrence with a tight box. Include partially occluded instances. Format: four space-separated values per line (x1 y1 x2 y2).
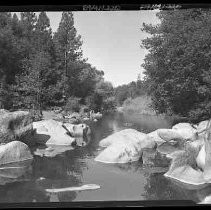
0 3 211 206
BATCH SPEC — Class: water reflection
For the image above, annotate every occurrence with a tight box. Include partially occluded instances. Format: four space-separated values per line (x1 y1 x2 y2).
1 112 209 203
0 160 32 186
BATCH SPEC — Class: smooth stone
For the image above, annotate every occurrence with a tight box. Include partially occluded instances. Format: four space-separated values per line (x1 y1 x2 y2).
197 120 209 133
0 141 33 165
172 122 195 130
33 120 76 146
96 129 156 164
157 129 185 142
146 130 166 146
99 129 147 148
63 123 91 137
95 142 142 163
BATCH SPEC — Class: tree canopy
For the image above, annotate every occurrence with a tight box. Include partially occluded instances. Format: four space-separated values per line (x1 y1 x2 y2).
0 12 115 114
141 9 211 121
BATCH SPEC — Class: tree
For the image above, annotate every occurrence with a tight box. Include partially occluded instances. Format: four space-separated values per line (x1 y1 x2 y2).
141 9 211 121
53 12 83 102
14 12 55 113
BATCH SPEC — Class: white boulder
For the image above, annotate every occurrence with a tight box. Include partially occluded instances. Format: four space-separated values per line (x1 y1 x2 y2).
95 129 156 164
33 119 76 146
0 141 33 165
99 129 147 148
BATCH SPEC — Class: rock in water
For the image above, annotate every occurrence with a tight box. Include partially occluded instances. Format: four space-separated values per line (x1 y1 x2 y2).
95 129 156 164
63 123 91 137
146 130 166 146
172 122 195 130
157 129 184 142
157 128 197 142
99 129 148 148
0 141 33 165
95 142 142 163
172 123 198 141
33 119 76 146
0 111 35 145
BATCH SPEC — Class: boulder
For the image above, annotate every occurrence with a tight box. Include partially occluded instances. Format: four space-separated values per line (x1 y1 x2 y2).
164 141 211 188
95 141 142 163
0 111 35 145
197 120 209 133
157 129 184 142
172 123 198 141
146 130 166 146
157 127 197 142
95 129 156 164
33 119 76 146
99 129 148 148
172 122 195 130
63 123 91 137
0 141 33 165
197 120 209 140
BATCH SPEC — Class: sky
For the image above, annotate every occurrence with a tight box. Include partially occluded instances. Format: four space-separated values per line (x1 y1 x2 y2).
15 11 160 87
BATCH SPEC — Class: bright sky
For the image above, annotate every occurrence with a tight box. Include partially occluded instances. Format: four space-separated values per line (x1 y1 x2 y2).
15 11 160 87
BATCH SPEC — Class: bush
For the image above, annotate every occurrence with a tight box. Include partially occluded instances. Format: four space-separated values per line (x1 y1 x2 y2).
122 95 156 115
64 97 81 113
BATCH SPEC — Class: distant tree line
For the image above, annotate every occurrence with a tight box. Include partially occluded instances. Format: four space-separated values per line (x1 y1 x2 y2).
114 76 149 106
0 12 116 115
141 8 211 121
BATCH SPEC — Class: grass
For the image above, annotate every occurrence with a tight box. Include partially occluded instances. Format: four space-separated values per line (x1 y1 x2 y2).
121 95 157 115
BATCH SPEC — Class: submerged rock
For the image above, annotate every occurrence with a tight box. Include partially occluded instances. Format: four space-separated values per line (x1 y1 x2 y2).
0 111 35 145
0 141 33 165
95 129 156 164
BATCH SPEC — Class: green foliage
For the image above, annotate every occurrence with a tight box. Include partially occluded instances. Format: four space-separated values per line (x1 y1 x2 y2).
142 9 211 121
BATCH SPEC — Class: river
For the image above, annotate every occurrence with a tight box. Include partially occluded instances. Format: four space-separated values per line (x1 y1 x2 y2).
0 112 208 204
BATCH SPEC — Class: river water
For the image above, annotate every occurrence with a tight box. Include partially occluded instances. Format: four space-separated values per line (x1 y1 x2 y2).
0 112 208 204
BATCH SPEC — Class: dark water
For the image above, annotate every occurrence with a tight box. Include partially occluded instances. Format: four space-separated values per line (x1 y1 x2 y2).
0 112 208 203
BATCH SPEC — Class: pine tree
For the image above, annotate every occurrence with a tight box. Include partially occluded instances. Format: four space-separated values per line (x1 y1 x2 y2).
53 12 83 102
14 12 55 114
